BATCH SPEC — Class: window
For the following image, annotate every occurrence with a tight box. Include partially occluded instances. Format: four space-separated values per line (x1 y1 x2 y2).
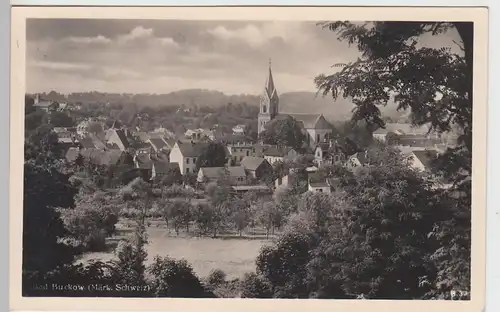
318 189 323 192
240 156 244 161
186 158 190 164
193 158 197 163
316 134 320 142
263 105 267 113
186 168 190 173
246 150 250 156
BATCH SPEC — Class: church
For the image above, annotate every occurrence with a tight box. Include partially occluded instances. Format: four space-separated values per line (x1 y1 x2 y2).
258 60 334 147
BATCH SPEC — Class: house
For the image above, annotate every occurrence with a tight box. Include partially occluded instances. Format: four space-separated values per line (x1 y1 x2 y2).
346 151 371 169
105 128 131 151
89 134 107 150
232 124 246 135
152 161 180 181
392 134 441 148
169 141 210 175
231 185 272 195
308 180 332 194
185 128 213 141
240 156 272 179
33 94 56 112
81 149 125 167
78 135 107 150
313 140 346 167
408 149 439 172
76 119 104 137
57 102 68 112
153 126 174 137
262 146 298 165
275 174 294 188
372 123 438 143
148 137 172 154
65 147 81 163
197 166 247 185
226 142 256 165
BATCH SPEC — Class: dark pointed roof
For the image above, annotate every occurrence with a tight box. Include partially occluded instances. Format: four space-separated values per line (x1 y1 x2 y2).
284 113 333 130
265 59 278 99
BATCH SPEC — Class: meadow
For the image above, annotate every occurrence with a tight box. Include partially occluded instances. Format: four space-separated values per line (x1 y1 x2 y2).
77 220 274 280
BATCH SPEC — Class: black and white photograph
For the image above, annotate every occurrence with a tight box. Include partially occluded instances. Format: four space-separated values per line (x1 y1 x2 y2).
13 6 487 306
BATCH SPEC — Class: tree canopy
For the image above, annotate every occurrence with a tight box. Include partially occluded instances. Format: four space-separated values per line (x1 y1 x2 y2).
259 116 306 149
195 142 228 169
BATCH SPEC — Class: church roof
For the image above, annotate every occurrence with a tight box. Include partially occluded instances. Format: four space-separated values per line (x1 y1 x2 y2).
281 113 332 130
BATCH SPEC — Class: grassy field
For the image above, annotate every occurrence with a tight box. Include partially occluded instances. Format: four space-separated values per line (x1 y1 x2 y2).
77 222 274 280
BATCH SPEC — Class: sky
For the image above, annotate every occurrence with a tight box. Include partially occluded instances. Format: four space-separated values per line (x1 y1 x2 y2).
26 19 462 95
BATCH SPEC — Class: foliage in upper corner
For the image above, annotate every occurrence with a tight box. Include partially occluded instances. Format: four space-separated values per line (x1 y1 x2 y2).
315 21 472 151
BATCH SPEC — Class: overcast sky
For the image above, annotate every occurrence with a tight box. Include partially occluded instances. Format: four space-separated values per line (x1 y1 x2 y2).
26 19 462 95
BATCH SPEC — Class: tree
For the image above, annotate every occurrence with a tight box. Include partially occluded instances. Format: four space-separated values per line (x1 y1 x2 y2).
22 162 80 289
163 200 192 235
315 21 473 297
256 230 315 298
240 272 273 298
148 256 207 298
257 201 282 238
25 124 63 164
259 116 305 149
109 226 149 291
316 22 472 148
195 142 227 169
60 191 120 251
230 198 251 236
49 111 74 127
87 121 104 134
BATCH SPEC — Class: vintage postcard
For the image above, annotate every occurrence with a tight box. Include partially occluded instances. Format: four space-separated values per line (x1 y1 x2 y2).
10 5 488 312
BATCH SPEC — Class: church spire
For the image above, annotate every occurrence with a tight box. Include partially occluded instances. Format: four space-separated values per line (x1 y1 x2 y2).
266 58 277 98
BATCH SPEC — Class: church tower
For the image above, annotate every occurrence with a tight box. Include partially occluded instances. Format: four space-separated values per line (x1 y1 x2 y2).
258 59 279 134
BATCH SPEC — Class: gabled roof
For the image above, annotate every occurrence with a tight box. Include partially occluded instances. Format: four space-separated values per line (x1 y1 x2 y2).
199 166 247 179
281 113 332 130
152 161 174 174
34 99 54 108
114 129 130 149
176 141 210 157
412 149 439 170
262 146 294 157
309 181 329 188
80 149 124 166
58 137 75 144
79 137 97 149
65 147 80 162
89 134 107 150
149 137 168 150
241 156 268 171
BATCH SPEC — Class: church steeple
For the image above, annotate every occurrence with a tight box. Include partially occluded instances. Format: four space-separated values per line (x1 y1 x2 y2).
258 58 280 134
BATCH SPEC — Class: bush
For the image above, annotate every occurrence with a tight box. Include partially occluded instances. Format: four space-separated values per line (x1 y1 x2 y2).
206 269 227 288
213 278 241 298
240 272 273 298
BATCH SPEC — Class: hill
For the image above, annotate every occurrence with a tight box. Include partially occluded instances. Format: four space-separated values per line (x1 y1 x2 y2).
31 89 406 122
